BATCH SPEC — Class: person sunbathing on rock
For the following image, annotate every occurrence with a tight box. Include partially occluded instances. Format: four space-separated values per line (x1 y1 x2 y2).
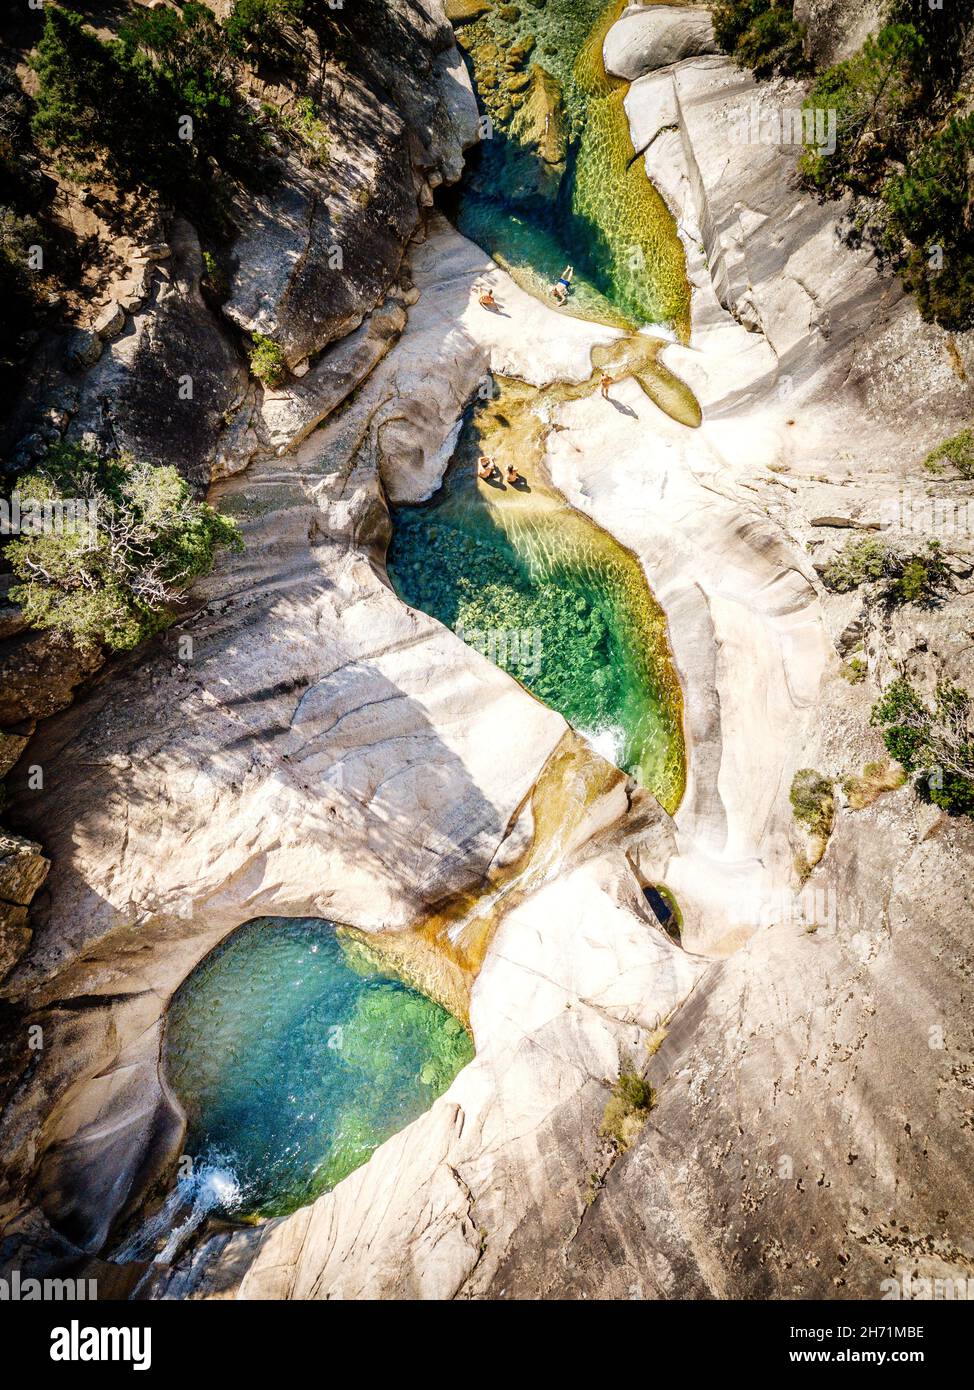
477 454 495 480
478 288 498 310
505 463 521 486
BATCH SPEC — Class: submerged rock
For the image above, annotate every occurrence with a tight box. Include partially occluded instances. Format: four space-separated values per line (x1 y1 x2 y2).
445 0 491 23
64 330 102 371
508 65 568 179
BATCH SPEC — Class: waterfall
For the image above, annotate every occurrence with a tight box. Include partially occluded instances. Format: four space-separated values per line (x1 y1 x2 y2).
111 1158 242 1276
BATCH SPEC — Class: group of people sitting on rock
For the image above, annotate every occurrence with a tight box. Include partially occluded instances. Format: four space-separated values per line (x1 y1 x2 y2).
476 454 521 487
473 265 618 490
477 265 576 312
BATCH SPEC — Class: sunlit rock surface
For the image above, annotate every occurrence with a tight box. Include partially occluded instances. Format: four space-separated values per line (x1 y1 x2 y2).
603 4 717 80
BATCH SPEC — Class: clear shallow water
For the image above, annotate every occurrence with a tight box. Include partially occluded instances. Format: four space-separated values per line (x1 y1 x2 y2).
164 919 473 1219
387 382 686 812
452 0 691 336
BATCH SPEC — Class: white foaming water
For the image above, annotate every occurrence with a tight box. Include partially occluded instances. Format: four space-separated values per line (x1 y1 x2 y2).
579 725 626 768
639 322 679 343
112 1158 242 1272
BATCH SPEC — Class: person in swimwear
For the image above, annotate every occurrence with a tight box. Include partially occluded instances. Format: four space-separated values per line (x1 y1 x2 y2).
600 372 613 399
478 288 498 310
551 265 574 304
477 454 495 480
506 463 521 486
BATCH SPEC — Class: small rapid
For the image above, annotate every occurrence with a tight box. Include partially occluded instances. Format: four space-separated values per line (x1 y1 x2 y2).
111 1158 242 1290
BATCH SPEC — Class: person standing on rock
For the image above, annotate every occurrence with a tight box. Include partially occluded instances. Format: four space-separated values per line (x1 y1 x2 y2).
600 372 613 400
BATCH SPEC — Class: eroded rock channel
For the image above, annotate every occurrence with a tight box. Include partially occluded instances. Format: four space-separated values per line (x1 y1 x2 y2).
388 381 687 810
1 0 972 1305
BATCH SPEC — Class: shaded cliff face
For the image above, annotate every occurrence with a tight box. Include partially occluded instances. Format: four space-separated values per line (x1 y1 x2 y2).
1 0 478 478
793 0 884 65
0 0 480 933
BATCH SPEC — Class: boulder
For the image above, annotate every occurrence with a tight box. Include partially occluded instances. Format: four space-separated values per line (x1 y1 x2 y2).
604 4 717 80
92 302 125 342
64 330 102 371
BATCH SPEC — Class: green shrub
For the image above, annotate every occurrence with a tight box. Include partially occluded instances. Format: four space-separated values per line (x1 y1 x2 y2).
201 249 230 302
870 677 974 817
796 8 974 331
903 244 974 332
822 537 949 606
923 429 974 480
6 445 242 652
599 1057 655 1152
889 555 940 606
263 94 330 163
840 656 867 684
822 536 888 591
735 5 807 78
886 0 971 97
31 7 142 180
884 116 974 252
882 116 974 332
799 24 922 195
226 0 303 61
712 0 808 78
31 5 257 220
789 768 835 837
249 333 287 386
293 95 330 163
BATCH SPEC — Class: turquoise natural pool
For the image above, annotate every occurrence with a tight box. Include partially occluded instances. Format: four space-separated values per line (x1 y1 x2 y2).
387 380 686 812
164 918 473 1219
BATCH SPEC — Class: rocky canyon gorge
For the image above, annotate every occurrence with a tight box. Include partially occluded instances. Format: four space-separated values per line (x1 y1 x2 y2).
0 0 972 1311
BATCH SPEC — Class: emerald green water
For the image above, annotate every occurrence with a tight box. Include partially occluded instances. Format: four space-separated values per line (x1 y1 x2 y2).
452 0 690 335
388 384 686 812
164 918 473 1219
